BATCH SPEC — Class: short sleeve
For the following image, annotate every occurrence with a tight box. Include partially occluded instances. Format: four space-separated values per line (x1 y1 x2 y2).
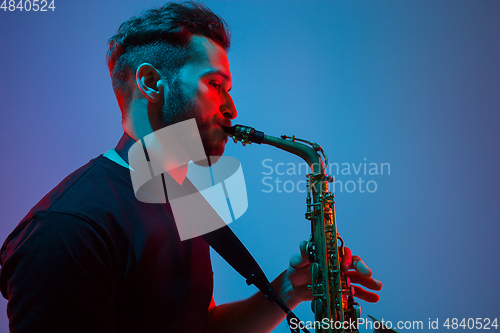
0 211 118 333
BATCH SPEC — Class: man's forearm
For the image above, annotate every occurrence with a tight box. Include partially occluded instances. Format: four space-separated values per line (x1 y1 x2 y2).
207 270 301 333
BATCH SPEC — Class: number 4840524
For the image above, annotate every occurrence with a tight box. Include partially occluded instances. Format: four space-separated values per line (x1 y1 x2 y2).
443 318 498 330
1 0 55 11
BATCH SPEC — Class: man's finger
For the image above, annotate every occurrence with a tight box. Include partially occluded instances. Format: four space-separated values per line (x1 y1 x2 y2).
346 271 382 291
353 286 380 303
289 253 309 269
299 240 309 263
290 240 310 269
351 255 373 277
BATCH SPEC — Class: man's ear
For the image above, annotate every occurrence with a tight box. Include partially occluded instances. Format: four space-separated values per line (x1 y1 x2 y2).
136 63 165 103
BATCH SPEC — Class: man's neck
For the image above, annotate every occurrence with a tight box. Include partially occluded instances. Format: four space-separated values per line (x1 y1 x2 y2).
113 132 188 185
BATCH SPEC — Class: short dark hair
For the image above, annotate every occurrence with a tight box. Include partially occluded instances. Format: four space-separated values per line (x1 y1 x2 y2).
107 1 230 114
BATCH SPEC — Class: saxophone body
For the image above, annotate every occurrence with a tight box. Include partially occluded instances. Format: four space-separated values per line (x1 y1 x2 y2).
224 125 360 333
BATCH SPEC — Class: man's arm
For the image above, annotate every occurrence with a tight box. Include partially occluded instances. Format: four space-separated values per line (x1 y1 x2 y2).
208 269 301 333
207 241 382 333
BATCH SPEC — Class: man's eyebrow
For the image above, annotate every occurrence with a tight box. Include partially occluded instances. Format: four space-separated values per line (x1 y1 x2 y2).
203 69 232 91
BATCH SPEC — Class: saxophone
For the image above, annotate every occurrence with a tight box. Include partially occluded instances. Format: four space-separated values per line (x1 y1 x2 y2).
224 125 360 333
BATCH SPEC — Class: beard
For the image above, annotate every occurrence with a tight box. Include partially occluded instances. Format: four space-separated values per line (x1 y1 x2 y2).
161 78 226 159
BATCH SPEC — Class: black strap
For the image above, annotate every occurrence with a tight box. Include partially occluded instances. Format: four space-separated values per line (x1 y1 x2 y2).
114 132 136 164
113 133 310 333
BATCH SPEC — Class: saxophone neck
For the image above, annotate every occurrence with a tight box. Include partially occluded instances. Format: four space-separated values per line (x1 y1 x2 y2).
224 124 326 176
263 134 325 176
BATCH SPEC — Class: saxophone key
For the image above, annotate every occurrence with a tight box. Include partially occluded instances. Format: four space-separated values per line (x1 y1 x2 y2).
310 262 322 280
311 297 325 314
341 286 356 296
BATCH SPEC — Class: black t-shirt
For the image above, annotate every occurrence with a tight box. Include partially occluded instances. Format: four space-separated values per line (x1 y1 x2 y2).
0 154 214 332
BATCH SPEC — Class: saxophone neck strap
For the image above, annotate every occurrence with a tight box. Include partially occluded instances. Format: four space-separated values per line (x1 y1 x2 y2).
115 132 136 164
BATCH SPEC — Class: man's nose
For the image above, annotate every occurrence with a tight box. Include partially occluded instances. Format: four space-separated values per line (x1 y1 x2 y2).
220 92 237 119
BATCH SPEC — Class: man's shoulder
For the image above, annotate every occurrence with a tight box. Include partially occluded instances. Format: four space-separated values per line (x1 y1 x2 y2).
0 155 140 262
7 155 134 241
29 155 130 216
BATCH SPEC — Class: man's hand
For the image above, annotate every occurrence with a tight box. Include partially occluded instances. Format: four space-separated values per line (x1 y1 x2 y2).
287 240 382 304
207 241 382 333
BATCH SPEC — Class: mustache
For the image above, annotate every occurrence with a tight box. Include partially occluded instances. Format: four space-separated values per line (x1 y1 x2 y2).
219 120 232 128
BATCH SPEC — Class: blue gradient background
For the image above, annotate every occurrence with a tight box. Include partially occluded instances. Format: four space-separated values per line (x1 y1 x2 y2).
1 1 499 332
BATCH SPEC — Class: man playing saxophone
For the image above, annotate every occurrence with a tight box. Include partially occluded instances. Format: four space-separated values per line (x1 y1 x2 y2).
0 2 382 332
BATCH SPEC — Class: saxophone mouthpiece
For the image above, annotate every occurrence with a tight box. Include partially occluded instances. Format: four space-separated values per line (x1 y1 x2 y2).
221 125 236 136
222 125 265 145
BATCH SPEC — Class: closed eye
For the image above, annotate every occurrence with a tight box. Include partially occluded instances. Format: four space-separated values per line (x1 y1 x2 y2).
210 81 221 91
